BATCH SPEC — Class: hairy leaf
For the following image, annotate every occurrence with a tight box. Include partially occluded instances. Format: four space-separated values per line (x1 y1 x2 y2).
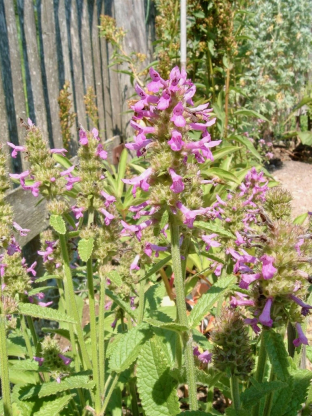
106 288 137 320
137 337 180 416
144 319 188 332
19 303 76 324
241 380 285 409
283 370 312 416
109 323 152 373
77 238 94 262
263 330 290 381
49 215 66 234
33 394 74 416
188 275 236 327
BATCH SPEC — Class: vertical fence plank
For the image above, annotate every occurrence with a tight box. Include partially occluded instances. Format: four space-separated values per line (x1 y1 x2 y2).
102 0 121 138
57 0 78 150
80 0 96 129
2 0 27 172
70 0 87 129
91 0 106 139
0 63 12 174
40 0 62 148
20 0 49 141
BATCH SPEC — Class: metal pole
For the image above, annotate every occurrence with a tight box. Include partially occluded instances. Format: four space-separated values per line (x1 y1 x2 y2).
180 0 187 71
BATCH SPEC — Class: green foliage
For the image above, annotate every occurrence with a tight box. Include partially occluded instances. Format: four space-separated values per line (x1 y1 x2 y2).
49 215 66 235
263 330 290 382
19 303 77 324
77 238 94 262
137 337 180 416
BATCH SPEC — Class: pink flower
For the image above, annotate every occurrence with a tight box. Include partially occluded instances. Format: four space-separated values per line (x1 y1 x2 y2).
168 130 184 151
230 292 255 307
244 318 261 334
99 208 115 225
34 357 44 366
125 133 152 156
27 261 37 277
201 234 221 251
258 298 273 327
170 102 186 127
60 165 76 177
59 353 72 366
235 231 245 246
133 84 159 111
169 168 184 193
157 89 171 110
130 254 140 271
293 323 309 347
9 170 30 181
189 119 216 131
147 68 166 92
193 347 212 364
96 144 108 160
290 295 312 316
176 202 207 228
50 148 68 157
184 84 196 105
239 273 261 289
122 168 153 197
20 179 41 197
7 142 26 158
0 263 7 277
260 254 277 280
71 206 84 219
13 222 30 237
100 191 116 207
92 128 99 140
130 120 155 135
79 128 88 145
144 243 168 258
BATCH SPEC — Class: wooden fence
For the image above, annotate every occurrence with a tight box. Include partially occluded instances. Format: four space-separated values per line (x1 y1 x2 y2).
0 0 154 254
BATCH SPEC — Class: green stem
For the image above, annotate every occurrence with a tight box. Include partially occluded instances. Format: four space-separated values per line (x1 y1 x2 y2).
99 273 106 397
20 315 33 359
86 258 101 413
230 374 241 411
0 287 13 415
263 370 275 416
26 316 38 350
100 373 119 415
59 234 92 370
169 214 198 411
137 279 145 324
129 378 140 416
252 332 267 416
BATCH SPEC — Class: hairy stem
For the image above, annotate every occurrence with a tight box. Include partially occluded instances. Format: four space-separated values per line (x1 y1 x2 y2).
230 374 241 411
99 273 106 397
252 331 267 416
0 286 12 415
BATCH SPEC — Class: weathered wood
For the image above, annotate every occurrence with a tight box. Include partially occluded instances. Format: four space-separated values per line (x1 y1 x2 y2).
2 0 27 171
40 0 63 148
80 0 96 129
19 0 49 141
0 64 12 174
70 0 87 129
102 0 122 138
91 0 106 139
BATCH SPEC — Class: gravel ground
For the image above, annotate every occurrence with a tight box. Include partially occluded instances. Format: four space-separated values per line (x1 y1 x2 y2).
272 160 312 218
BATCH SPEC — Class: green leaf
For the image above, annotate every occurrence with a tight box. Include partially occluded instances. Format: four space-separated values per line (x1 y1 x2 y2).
19 303 77 324
195 368 222 388
200 252 225 264
41 328 71 341
225 409 251 416
109 323 152 373
117 148 128 197
229 134 262 161
234 109 270 122
283 370 312 416
106 288 137 320
137 337 180 416
194 220 235 239
9 369 38 386
34 275 62 283
33 394 74 416
298 131 312 146
188 275 236 328
107 270 123 287
139 255 172 282
7 338 26 358
159 209 169 232
176 413 215 416
49 215 66 234
202 167 240 184
144 319 188 332
206 146 241 162
293 212 308 225
28 286 55 296
241 380 285 409
270 377 293 416
263 330 290 381
19 375 94 400
52 153 72 168
78 238 94 262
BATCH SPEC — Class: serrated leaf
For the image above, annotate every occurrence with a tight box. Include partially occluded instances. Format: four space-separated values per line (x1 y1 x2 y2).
9 359 39 372
78 238 94 262
293 212 308 225
188 275 236 327
203 167 240 184
28 286 55 296
34 275 62 283
263 330 290 381
194 220 235 239
241 380 285 409
33 394 74 416
270 377 293 416
234 109 270 122
195 368 222 387
19 303 76 324
283 370 312 416
9 369 38 386
107 270 123 287
144 319 188 332
18 375 94 400
49 215 66 234
7 338 26 358
137 337 180 416
109 323 152 373
106 288 137 320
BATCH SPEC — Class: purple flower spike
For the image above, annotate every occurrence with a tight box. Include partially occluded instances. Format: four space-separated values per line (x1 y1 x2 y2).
147 68 166 92
170 102 186 127
176 202 207 228
239 273 261 289
293 323 309 347
168 130 184 151
259 298 273 327
79 128 88 145
230 292 255 307
198 350 212 364
7 142 26 158
59 353 72 366
96 143 108 160
290 295 312 316
125 133 152 156
184 84 196 105
201 233 221 251
169 168 184 193
260 254 277 280
34 356 44 366
72 206 84 219
189 118 216 131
